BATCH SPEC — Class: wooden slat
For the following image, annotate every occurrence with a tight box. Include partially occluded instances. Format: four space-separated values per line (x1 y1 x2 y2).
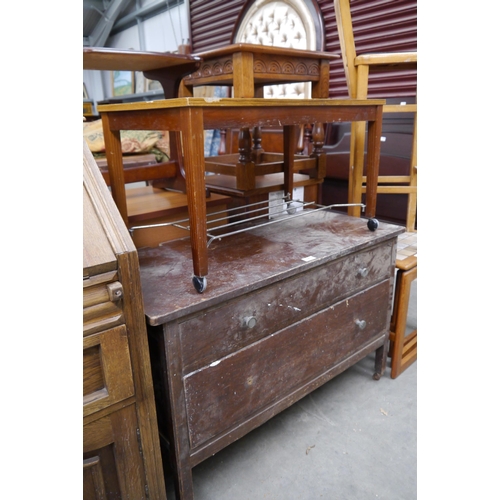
361 185 416 194
362 175 411 183
384 104 417 113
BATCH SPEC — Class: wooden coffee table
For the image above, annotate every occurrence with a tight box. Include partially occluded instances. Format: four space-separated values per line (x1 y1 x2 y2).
98 97 384 293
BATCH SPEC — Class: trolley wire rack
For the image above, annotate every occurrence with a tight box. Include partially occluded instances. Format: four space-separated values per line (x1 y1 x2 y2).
128 195 379 247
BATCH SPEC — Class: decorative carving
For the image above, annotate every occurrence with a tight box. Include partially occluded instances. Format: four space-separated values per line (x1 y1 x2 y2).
295 62 307 75
253 60 267 73
268 61 281 73
308 63 320 76
212 62 224 75
201 64 213 77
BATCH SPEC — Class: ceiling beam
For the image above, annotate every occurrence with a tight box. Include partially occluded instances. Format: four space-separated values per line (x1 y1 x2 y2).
88 0 134 47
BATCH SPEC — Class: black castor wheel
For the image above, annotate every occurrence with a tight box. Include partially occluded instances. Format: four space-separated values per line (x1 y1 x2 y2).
367 218 379 231
192 276 207 293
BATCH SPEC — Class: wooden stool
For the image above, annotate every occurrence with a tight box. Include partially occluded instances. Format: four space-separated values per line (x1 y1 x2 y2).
389 231 417 378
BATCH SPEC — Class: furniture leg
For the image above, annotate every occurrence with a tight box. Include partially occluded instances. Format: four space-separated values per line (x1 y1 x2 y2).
390 264 417 379
157 324 195 500
373 339 388 380
180 108 209 292
283 125 297 199
406 113 418 231
236 128 255 190
232 51 256 98
347 64 369 217
101 113 129 225
364 105 383 219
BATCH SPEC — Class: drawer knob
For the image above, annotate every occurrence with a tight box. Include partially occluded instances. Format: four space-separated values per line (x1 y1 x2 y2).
358 267 369 278
107 282 123 302
355 319 367 330
243 316 257 329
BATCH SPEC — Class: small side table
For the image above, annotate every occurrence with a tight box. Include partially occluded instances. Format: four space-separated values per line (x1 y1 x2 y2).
180 44 340 200
180 43 339 98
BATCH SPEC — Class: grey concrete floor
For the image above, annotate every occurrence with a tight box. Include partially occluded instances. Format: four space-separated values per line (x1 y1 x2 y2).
164 280 417 500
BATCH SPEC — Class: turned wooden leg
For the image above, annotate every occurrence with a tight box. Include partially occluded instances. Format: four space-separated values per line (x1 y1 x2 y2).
236 128 255 191
251 126 263 162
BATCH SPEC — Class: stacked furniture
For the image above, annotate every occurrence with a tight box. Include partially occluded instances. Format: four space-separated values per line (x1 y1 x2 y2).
86 40 406 500
180 43 338 204
83 47 233 250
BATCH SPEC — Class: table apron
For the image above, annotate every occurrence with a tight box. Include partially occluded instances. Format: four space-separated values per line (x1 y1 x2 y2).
102 105 382 132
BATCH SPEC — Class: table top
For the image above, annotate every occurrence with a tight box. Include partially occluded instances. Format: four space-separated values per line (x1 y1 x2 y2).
192 42 340 61
83 47 201 71
98 96 386 113
138 210 404 325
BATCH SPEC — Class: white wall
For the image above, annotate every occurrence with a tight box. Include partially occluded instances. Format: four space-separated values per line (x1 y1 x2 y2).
84 2 190 104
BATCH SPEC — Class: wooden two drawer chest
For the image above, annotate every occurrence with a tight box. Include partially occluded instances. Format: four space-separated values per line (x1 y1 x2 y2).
139 210 403 499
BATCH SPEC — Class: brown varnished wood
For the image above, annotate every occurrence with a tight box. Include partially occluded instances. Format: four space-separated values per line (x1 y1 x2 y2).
283 125 297 198
98 161 178 186
181 43 338 98
83 182 116 278
184 280 390 449
205 172 320 198
125 186 230 223
179 43 336 189
83 141 166 499
140 210 403 500
179 242 394 374
83 47 201 99
83 405 147 498
98 98 385 289
83 325 135 418
389 258 417 379
139 210 401 324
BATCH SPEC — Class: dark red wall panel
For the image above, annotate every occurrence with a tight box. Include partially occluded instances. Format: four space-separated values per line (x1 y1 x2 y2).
188 0 417 98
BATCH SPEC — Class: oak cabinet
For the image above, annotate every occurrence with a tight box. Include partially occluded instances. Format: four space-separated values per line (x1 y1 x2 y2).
83 141 166 499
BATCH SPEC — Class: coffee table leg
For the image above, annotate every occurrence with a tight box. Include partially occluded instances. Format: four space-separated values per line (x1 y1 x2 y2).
180 108 209 292
364 105 383 219
101 113 129 225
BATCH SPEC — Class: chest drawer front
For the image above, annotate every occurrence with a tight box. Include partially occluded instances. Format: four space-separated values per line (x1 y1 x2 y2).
183 279 391 449
84 272 124 337
180 242 394 373
83 324 135 417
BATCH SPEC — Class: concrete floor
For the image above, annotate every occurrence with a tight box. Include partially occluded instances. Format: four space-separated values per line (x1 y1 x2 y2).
164 280 417 500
